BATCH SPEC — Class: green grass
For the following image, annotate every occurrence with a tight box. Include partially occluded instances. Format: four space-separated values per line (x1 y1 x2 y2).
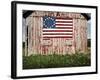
23 53 91 69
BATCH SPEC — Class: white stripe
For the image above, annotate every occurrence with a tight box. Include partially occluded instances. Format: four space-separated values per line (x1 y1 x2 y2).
43 29 73 30
43 35 73 37
43 32 73 34
56 19 73 21
56 23 73 24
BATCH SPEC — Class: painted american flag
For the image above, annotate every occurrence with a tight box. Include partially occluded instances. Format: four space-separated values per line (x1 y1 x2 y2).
43 16 73 39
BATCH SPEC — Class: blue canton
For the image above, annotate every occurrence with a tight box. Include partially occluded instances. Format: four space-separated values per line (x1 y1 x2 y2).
43 16 56 28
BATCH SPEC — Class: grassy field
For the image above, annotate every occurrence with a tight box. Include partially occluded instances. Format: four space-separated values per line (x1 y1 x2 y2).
23 53 91 69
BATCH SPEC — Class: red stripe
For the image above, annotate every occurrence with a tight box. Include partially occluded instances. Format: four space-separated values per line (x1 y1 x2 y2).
56 24 73 26
43 33 73 35
56 17 72 20
56 27 73 29
43 30 73 32
43 38 50 40
56 21 73 23
43 36 73 38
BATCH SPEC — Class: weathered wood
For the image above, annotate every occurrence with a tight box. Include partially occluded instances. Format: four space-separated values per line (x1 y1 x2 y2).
25 11 88 56
29 11 85 19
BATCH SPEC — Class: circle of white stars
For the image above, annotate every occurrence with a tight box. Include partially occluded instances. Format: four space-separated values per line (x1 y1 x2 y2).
43 17 55 28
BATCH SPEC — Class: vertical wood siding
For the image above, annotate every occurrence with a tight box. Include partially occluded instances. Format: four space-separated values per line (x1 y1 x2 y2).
25 11 87 56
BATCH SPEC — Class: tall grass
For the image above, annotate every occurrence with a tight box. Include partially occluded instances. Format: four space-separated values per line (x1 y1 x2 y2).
23 53 91 69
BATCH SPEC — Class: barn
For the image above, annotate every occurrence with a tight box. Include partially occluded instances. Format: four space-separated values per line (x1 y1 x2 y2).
23 10 90 56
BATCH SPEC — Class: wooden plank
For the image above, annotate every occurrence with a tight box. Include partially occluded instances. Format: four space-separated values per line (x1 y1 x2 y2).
30 11 83 19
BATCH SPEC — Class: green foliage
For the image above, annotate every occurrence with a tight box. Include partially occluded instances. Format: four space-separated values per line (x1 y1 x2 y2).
23 53 91 69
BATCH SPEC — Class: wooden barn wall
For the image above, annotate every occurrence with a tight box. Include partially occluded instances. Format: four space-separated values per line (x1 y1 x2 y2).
25 11 87 56
74 18 87 53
